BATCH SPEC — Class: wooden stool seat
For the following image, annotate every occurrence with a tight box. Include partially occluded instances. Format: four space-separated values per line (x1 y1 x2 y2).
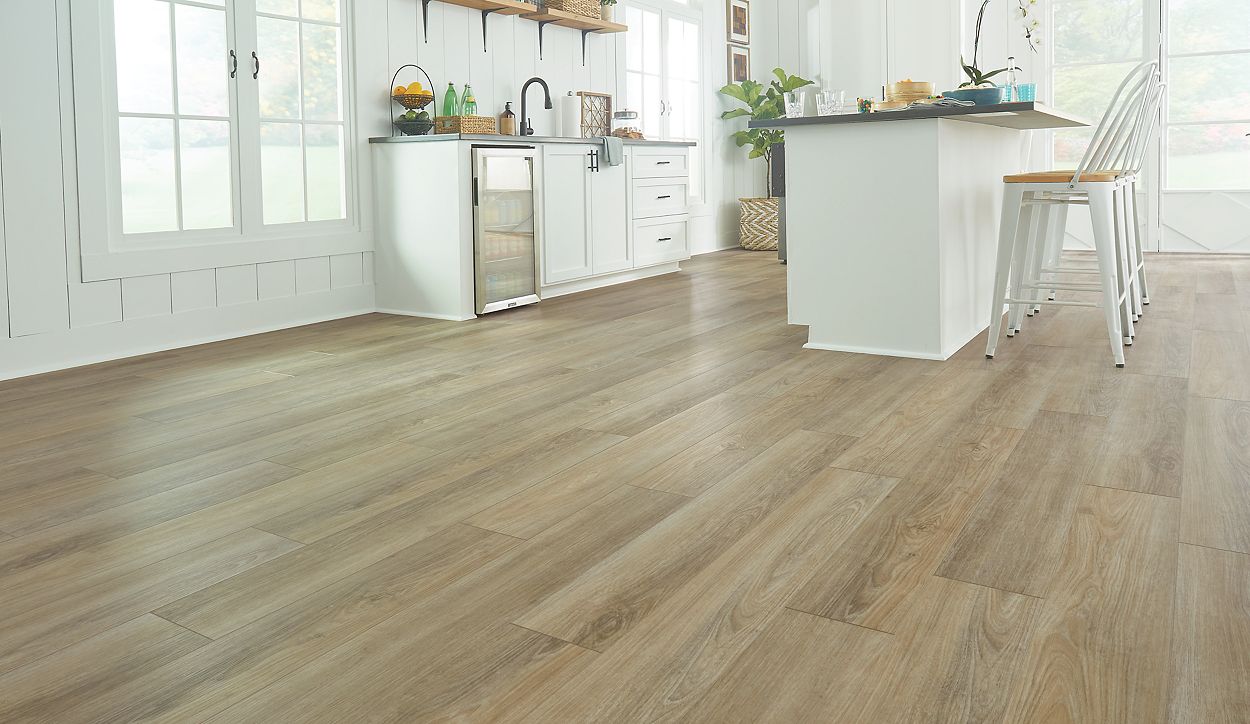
1003 170 1122 183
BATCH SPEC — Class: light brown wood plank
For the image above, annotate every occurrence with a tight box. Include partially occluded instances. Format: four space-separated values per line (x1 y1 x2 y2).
1180 396 1250 553
1168 543 1250 723
514 430 867 651
936 410 1108 597
1190 329 1250 401
0 614 208 724
1087 374 1187 497
1004 485 1178 722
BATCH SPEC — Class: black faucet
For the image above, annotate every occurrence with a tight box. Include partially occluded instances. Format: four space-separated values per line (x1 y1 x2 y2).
519 77 553 137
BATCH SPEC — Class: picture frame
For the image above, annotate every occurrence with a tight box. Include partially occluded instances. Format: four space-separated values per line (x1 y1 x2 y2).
727 44 750 83
727 0 750 44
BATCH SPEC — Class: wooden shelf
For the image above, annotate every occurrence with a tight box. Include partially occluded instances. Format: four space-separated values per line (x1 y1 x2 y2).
436 0 537 15
520 7 627 33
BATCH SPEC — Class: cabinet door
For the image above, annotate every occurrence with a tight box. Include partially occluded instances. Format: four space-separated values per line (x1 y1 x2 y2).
590 160 631 275
541 145 593 285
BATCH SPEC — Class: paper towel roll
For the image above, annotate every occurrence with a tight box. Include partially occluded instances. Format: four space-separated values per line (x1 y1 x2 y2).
560 92 581 138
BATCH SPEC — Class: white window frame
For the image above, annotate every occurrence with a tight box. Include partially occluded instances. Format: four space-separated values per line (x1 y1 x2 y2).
620 0 707 204
69 0 372 282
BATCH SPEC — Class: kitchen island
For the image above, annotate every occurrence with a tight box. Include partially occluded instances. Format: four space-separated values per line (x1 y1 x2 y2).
753 102 1086 360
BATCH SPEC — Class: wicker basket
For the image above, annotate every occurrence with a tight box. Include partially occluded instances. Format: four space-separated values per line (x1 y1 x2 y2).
434 115 498 135
738 197 780 251
392 92 435 110
545 0 600 19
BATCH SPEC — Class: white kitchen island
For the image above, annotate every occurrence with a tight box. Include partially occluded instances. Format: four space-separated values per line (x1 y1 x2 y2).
754 102 1086 360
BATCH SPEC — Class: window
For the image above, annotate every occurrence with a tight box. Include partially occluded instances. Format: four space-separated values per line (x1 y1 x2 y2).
85 0 352 255
1164 0 1250 189
624 2 704 198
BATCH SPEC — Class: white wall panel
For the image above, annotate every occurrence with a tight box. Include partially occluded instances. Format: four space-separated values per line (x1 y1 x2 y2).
0 0 71 337
363 251 376 286
121 274 172 320
330 253 365 288
258 260 297 299
172 269 217 313
216 265 259 306
296 257 332 294
0 135 8 339
69 280 123 328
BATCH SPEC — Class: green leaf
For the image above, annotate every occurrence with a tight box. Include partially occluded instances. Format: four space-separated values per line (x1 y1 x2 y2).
720 108 752 120
718 83 749 103
980 67 1009 81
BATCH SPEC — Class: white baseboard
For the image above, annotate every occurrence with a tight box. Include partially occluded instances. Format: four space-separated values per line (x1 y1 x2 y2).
0 285 375 382
540 262 682 299
802 340 949 361
374 308 476 322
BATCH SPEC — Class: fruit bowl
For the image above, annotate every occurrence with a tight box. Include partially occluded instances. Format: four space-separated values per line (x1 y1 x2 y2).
394 119 435 136
393 92 435 110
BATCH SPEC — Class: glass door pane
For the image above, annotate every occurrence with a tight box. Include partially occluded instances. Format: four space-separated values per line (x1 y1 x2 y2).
477 154 537 308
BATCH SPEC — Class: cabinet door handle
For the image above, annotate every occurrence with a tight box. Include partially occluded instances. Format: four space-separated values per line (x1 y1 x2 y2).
655 161 671 165
252 51 260 79
587 150 599 172
656 195 671 199
229 50 238 78
657 237 673 242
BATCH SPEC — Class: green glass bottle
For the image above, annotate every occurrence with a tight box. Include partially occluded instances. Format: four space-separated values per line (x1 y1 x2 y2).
442 82 458 117
462 84 477 116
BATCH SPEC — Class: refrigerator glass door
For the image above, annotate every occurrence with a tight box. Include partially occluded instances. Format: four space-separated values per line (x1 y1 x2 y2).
474 148 540 314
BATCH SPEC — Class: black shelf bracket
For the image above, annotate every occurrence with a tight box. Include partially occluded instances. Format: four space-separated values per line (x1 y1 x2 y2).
421 0 432 42
537 20 556 59
480 8 501 52
580 29 593 66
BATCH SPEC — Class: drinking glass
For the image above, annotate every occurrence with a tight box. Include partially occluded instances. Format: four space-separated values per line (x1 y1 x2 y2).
1015 82 1037 102
817 90 845 115
784 91 806 118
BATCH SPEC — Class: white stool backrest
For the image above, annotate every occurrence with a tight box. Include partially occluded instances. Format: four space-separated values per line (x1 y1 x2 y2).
1071 61 1159 187
1124 80 1166 177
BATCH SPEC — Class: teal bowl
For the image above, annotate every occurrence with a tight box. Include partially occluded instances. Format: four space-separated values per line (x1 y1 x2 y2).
943 87 1006 105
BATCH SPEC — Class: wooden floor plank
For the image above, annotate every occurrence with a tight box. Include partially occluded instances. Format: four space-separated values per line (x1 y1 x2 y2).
1168 543 1250 723
1004 485 1178 722
1180 396 1250 553
1087 374 1187 497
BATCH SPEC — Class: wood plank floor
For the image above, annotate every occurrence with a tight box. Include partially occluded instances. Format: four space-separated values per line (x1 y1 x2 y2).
1 250 1248 722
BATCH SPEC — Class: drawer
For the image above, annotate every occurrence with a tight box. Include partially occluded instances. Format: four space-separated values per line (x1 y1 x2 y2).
634 217 689 267
631 151 689 178
633 181 689 219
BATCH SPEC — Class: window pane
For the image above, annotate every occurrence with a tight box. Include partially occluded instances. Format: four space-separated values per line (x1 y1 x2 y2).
119 117 178 234
1168 54 1250 123
175 4 229 117
302 24 342 121
261 123 305 224
1170 0 1250 54
1167 124 1250 189
1053 61 1140 124
625 8 643 72
1052 0 1143 65
114 0 173 114
643 12 660 75
305 124 345 221
257 17 301 119
643 74 661 137
180 120 233 230
257 0 297 16
302 0 340 23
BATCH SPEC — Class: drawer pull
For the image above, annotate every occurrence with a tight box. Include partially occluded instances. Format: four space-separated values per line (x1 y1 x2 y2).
657 236 673 242
656 195 672 199
655 161 672 165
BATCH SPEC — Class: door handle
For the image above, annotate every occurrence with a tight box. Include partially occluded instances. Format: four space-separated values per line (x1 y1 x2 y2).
588 150 599 172
655 161 671 165
252 51 260 79
229 50 237 78
656 195 671 199
657 237 673 242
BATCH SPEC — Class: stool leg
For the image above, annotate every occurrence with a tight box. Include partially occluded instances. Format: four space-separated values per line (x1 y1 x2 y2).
1046 202 1069 301
1130 181 1150 305
1008 197 1039 336
1026 205 1051 318
1121 186 1143 319
987 186 1026 358
1090 186 1126 368
1117 186 1135 343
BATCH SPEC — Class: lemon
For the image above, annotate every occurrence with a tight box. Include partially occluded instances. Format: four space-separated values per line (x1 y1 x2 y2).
407 81 424 94
393 85 407 96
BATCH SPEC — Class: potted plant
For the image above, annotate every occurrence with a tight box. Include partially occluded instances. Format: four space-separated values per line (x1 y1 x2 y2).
719 68 813 251
600 0 616 22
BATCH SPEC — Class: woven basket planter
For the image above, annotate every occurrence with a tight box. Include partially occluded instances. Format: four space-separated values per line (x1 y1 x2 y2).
434 115 498 135
739 197 780 251
545 0 600 18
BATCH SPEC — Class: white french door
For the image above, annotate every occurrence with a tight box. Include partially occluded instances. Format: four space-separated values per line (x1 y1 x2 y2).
623 1 703 199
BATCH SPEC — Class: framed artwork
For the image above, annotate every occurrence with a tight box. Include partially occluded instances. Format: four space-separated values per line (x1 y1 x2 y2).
728 0 750 45
728 45 750 83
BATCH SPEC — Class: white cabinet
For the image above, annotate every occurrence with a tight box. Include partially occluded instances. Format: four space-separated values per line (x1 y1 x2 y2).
591 160 631 274
634 216 690 267
540 145 594 284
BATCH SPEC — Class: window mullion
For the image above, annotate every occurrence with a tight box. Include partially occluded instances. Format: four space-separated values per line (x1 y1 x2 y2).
168 1 186 232
233 0 264 235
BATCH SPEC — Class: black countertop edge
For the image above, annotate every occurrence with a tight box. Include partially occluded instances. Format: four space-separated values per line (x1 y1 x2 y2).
369 133 696 147
750 101 1056 128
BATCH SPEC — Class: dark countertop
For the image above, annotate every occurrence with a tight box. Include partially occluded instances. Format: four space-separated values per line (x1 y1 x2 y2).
370 133 696 147
751 101 1088 131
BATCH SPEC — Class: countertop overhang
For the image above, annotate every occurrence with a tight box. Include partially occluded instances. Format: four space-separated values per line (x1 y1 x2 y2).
751 101 1088 131
370 133 696 147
